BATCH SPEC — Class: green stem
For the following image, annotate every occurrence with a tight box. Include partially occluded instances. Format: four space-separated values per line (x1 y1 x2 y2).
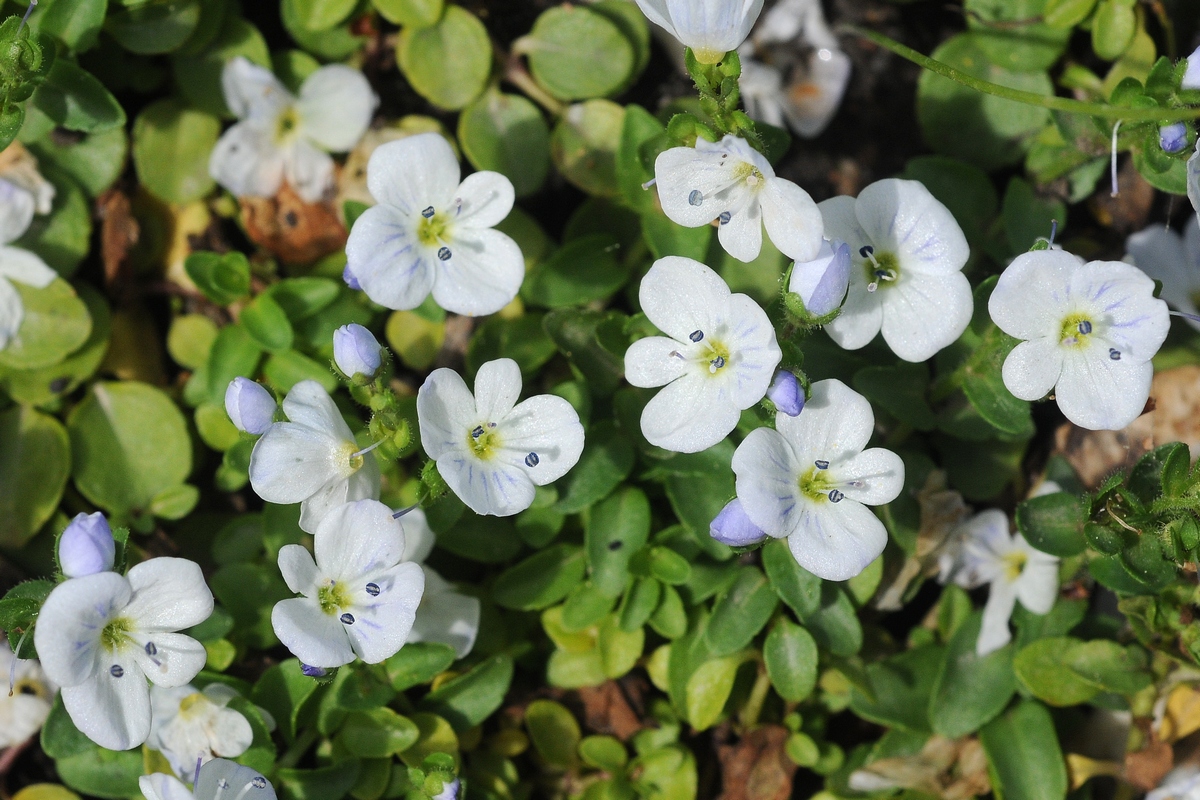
851 27 1200 122
277 726 320 771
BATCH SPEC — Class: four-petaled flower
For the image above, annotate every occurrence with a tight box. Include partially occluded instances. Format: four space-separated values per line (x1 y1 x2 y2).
731 378 904 581
0 640 56 749
345 132 524 316
248 380 381 534
273 499 425 669
148 683 254 779
820 178 972 362
1126 217 1200 332
417 358 586 516
399 508 481 659
625 256 781 453
209 57 378 203
0 204 56 351
988 249 1170 431
654 135 823 263
34 558 214 750
141 758 276 800
633 0 764 63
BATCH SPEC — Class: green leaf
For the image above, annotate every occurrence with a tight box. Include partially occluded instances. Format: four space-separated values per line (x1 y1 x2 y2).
263 349 338 394
521 6 635 101
277 762 361 800
372 0 444 27
206 323 263 404
0 579 53 646
979 701 1068 800
386 642 457 691
553 421 634 513
1091 0 1136 60
641 208 711 260
1002 176 1066 256
1012 637 1102 706
850 645 943 733
168 314 219 370
55 746 143 799
251 659 321 741
41 694 93 759
172 15 270 117
67 381 192 516
336 708 420 757
543 310 626 397
705 567 778 657
458 88 550 198
290 0 358 30
30 127 128 198
419 654 514 732
148 483 199 520
523 233 631 308
586 486 651 597
0 278 91 369
1043 0 1097 28
32 59 124 133
185 251 251 306
763 618 818 702
615 106 665 214
928 611 1016 737
241 293 295 352
434 511 522 564
1015 492 1086 557
1062 639 1152 694
396 5 491 111
281 0 364 59
579 736 628 771
762 539 822 618
599 614 643 678
132 98 220 203
492 544 587 610
16 166 92 276
106 0 202 54
465 313 558 378
853 362 937 430
31 0 107 51
525 699 581 769
551 100 625 197
804 584 864 657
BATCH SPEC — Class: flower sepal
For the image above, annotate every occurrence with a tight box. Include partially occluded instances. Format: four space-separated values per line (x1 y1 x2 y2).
782 287 843 329
418 459 451 506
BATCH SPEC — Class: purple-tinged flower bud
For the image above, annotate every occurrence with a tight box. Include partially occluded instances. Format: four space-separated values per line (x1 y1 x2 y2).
342 264 362 291
710 499 767 547
788 239 851 317
1184 46 1200 90
300 663 327 677
225 378 276 435
333 323 382 378
767 370 804 416
1161 123 1188 154
59 512 116 578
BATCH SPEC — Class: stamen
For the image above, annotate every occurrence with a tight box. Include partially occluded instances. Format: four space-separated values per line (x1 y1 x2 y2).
488 422 497 428
110 664 124 678
350 439 386 459
194 757 203 786
18 0 35 33
688 190 703 206
232 780 260 800
8 628 29 697
437 246 451 261
828 489 844 503
709 355 726 373
815 460 829 470
718 211 731 225
253 778 267 789
216 778 230 800
1109 348 1121 360
641 178 657 190
859 245 874 258
340 613 355 625
1110 120 1123 197
392 504 417 519
421 206 435 218
365 582 380 597
1048 219 1058 245
668 351 686 360
145 641 157 656
472 426 484 439
525 452 539 467
1077 320 1092 335
689 330 704 342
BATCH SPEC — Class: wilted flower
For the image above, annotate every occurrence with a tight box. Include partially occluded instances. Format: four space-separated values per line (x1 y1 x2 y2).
345 132 524 317
988 249 1170 431
417 358 585 516
633 0 764 63
59 511 116 578
209 57 378 202
731 378 904 580
333 323 382 378
34 558 214 750
224 378 277 435
624 257 781 452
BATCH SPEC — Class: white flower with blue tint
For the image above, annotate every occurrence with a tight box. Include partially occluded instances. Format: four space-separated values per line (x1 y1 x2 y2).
333 323 382 378
148 684 254 779
248 380 380 534
209 57 378 203
709 499 768 547
731 378 904 581
654 135 823 263
58 511 116 578
1126 217 1200 332
633 0 764 63
820 179 972 362
624 256 781 453
345 132 524 317
140 758 276 800
0 244 56 352
1148 767 1200 800
0 640 55 748
788 238 851 319
272 499 425 669
766 369 804 416
417 358 586 516
1160 123 1189 154
988 250 1170 431
0 144 53 244
224 378 277 435
33 558 214 750
1184 46 1200 90
398 508 481 659
938 509 1059 656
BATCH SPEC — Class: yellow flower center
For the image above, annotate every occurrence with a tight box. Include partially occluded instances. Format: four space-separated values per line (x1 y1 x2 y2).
700 339 731 376
1002 550 1028 581
317 581 351 615
467 424 501 460
732 161 765 188
798 466 836 502
100 617 133 652
13 677 48 699
861 249 900 291
178 692 209 718
418 212 451 248
274 107 300 144
1058 313 1095 348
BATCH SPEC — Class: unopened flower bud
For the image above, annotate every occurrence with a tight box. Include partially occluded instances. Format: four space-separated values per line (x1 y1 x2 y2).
1160 122 1188 154
300 663 327 677
709 499 767 547
788 239 851 318
767 370 804 416
225 377 276 434
59 512 116 578
433 779 460 800
333 323 381 378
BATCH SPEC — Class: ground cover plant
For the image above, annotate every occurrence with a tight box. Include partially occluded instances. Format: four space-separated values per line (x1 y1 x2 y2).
4 0 1200 799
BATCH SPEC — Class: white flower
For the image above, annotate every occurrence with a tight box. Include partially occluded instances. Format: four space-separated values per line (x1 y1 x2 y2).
248 380 381 534
1190 140 1200 228
0 244 57 352
788 238 851 318
209 57 378 203
148 684 254 779
398 508 481 659
344 132 523 317
0 640 56 748
272 499 425 669
417 358 586 516
625 256 781 452
0 143 55 244
633 0 763 63
819 179 972 362
1125 217 1200 332
1148 767 1200 800
731 378 904 581
33 558 214 751
988 250 1170 431
654 135 823 263
940 509 1059 656
141 758 276 800
1184 46 1200 90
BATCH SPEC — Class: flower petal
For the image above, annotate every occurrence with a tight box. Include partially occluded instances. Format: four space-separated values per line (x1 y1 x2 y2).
314 499 406 583
417 368 477 460
61 659 151 750
823 263 883 351
140 773 194 800
1014 540 1060 615
0 245 58 288
731 427 803 537
125 557 214 631
347 205 435 311
1056 348 1153 430
977 578 1017 656
271 598 355 668
474 358 522 421
659 0 764 59
453 171 515 229
430 227 525 316
344 561 425 664
836 447 904 506
222 57 290 120
786 498 887 581
208 121 285 199
818 195 869 249
855 179 969 276
0 180 34 245
34 571 130 687
640 371 742 453
281 381 348 437
367 133 460 215
1001 338 1062 401
128 632 208 689
1073 260 1169 361
717 198 764 262
654 145 746 228
284 140 335 203
296 64 377 152
1125 225 1194 311
624 335 690 388
401 508 436 564
775 378 874 466
196 760 276 800
278 544 320 595
760 178 823 262
878 270 972 362
987 250 1080 341
250 424 346 505
0 277 22 350
436 454 537 516
209 705 254 757
495 394 585 484
724 293 781 407
409 567 480 658
638 256 731 342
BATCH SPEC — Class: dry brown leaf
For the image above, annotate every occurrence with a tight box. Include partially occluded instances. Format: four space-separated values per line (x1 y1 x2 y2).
848 736 990 800
876 470 970 610
1159 685 1200 744
716 725 796 800
97 189 139 294
577 680 643 741
1089 160 1154 234
240 181 346 265
1124 740 1174 791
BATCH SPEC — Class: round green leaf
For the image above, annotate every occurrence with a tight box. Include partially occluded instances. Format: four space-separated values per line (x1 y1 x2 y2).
458 88 550 198
241 293 295 352
523 234 630 307
763 618 818 703
68 381 193 515
928 611 1016 737
372 0 443 28
1091 0 1136 60
492 544 587 610
979 701 1068 800
396 6 491 111
16 167 91 277
525 700 581 769
0 406 70 548
106 0 203 54
31 0 107 52
281 0 365 60
29 127 128 199
521 6 635 101
290 0 359 31
0 277 91 370
551 100 624 197
172 15 270 118
685 656 739 731
133 98 221 204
